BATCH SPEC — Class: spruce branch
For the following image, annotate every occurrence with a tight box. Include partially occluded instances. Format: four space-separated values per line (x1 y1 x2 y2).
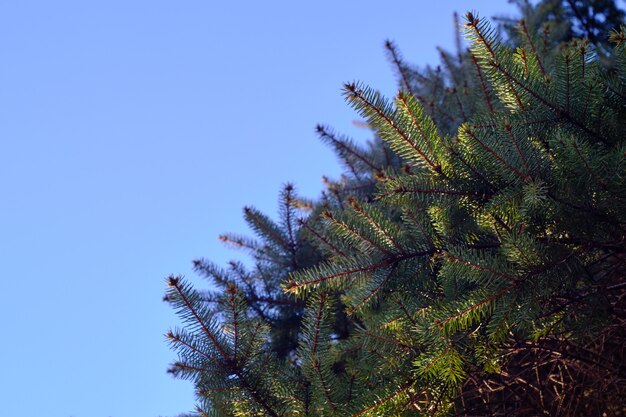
461 125 532 183
297 216 347 258
351 380 415 417
470 53 495 114
453 12 464 64
167 277 284 417
322 209 394 256
503 121 531 174
394 297 418 326
439 284 517 333
280 183 299 270
284 250 433 294
403 209 437 251
343 82 445 176
244 206 291 253
395 92 439 159
444 253 519 283
166 330 221 368
168 276 231 360
439 48 463 89
385 40 417 98
465 12 526 110
309 293 338 413
348 198 406 255
317 124 383 175
450 88 468 122
518 19 547 77
349 265 397 313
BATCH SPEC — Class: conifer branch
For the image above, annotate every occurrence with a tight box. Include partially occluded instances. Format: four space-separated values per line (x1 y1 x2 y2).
323 210 394 256
297 217 347 258
403 209 436 251
503 122 530 174
546 191 622 226
310 293 338 412
197 386 239 396
235 372 282 417
430 98 457 124
579 41 587 80
582 79 593 118
444 253 519 283
347 373 356 404
451 88 468 122
462 126 531 182
395 92 438 157
193 259 232 288
541 25 550 55
564 52 571 115
310 295 326 357
316 125 383 175
439 48 462 88
285 260 390 293
241 320 263 365
518 48 530 78
281 184 299 270
519 19 547 77
465 13 525 109
244 206 291 252
168 361 207 375
247 294 304 307
453 12 464 64
606 82 626 101
168 276 231 361
418 347 453 377
348 199 406 255
218 234 260 253
172 321 282 417
385 184 482 198
569 140 607 190
363 330 413 351
431 66 442 98
491 62 553 110
195 405 213 417
440 284 517 329
444 140 498 193
395 298 417 325
226 287 240 363
166 330 220 367
351 380 415 417
285 250 433 293
492 213 513 235
351 266 397 312
470 53 495 114
385 40 417 98
344 83 444 176
490 60 604 142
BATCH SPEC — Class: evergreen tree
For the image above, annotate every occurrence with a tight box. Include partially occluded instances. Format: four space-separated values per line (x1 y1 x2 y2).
165 1 626 415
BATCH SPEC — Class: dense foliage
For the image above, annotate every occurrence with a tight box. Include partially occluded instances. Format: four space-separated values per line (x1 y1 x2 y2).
165 1 626 415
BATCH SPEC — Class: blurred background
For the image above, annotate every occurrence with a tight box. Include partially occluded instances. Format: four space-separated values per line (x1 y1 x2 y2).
0 1 519 416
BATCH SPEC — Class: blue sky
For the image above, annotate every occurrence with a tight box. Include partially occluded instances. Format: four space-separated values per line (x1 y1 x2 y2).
0 1 518 416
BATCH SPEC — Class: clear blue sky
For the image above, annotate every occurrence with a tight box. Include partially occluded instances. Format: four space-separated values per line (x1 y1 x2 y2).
0 1 518 416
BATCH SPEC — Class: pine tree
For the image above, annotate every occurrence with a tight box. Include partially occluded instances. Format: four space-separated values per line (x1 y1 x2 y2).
165 1 626 415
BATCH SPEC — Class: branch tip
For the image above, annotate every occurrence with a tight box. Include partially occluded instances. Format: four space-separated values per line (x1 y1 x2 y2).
167 275 180 287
